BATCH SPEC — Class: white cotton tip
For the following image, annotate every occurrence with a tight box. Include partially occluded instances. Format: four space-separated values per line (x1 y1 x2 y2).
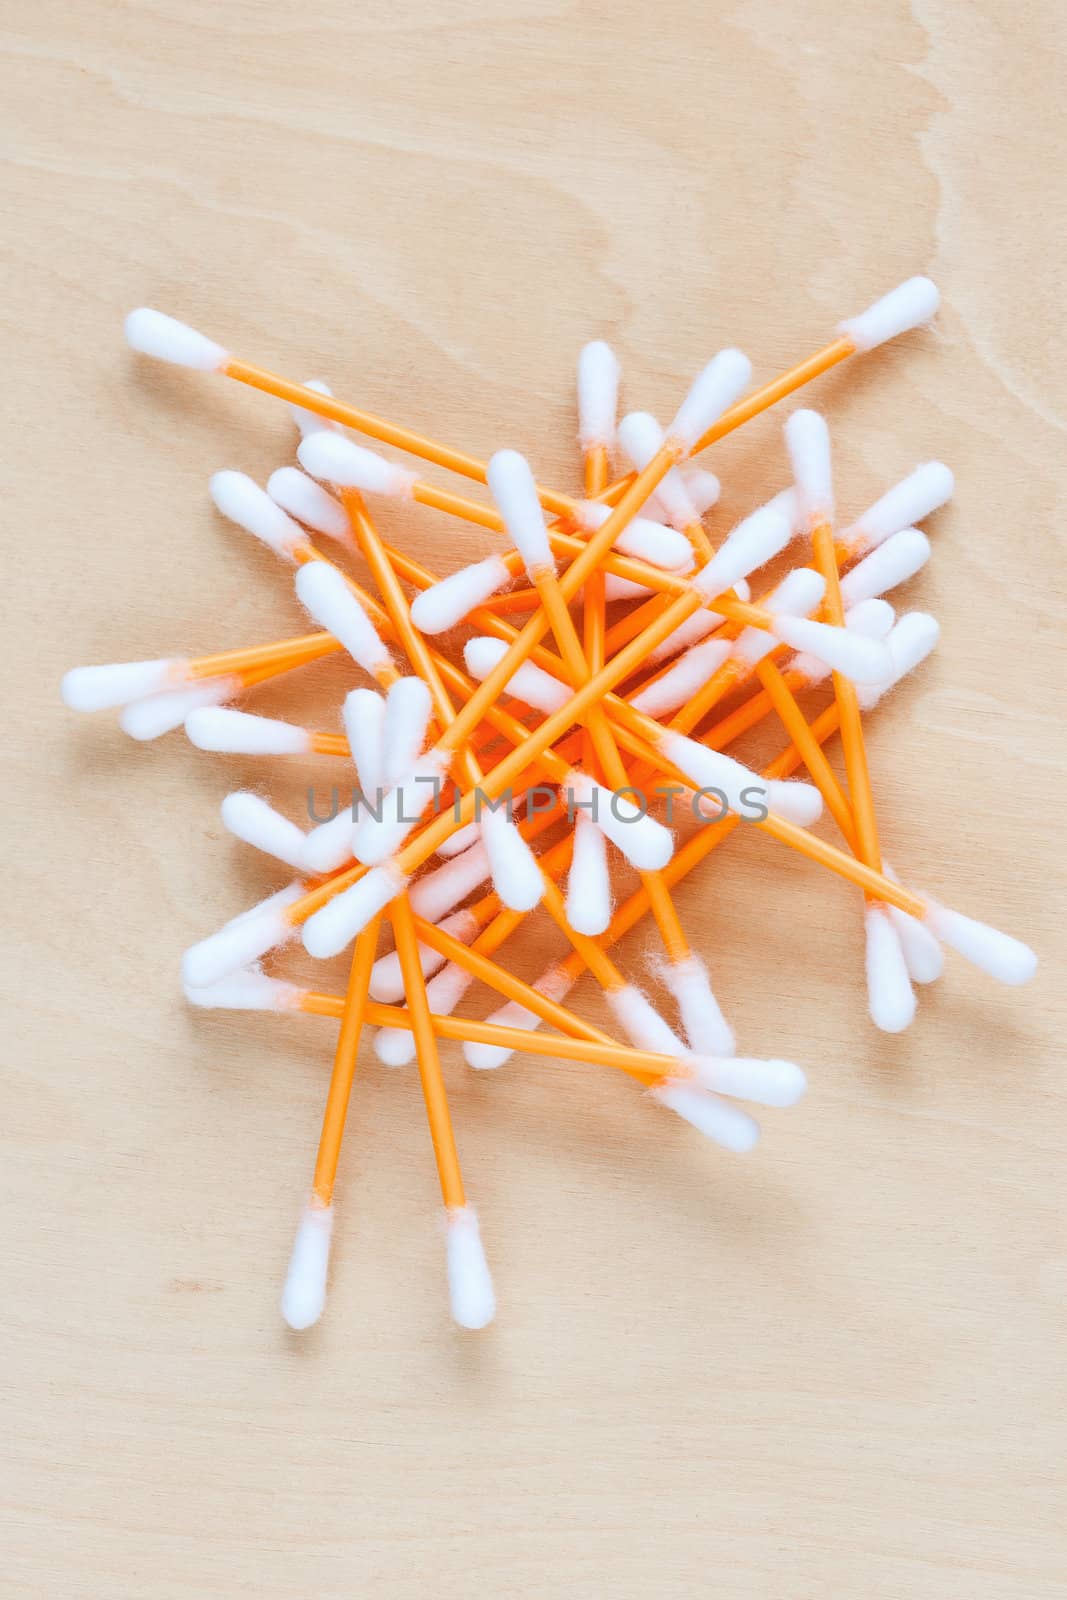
575 500 694 571
649 608 719 665
181 884 303 989
785 409 834 527
922 901 1037 986
436 819 480 858
604 574 653 601
617 412 699 530
446 1207 495 1330
790 595 893 682
120 676 238 741
865 903 916 1033
655 954 735 1057
845 597 896 638
343 687 386 801
425 960 475 1016
888 906 945 983
648 1080 760 1152
630 638 733 718
210 470 306 561
607 984 686 1057
410 555 512 634
62 658 181 712
294 561 392 678
221 791 309 871
184 967 304 1011
843 462 954 554
769 616 891 684
382 676 434 786
352 751 447 865
689 1054 807 1108
646 469 722 527
882 864 944 983
369 908 478 1002
660 733 768 818
185 707 311 755
297 432 416 499
409 841 490 923
487 450 554 574
669 349 753 453
479 805 543 912
577 340 621 449
763 780 824 826
856 611 940 709
303 807 357 874
374 1021 417 1067
281 1201 333 1330
287 378 342 439
463 965 575 1070
302 862 410 959
566 812 612 936
733 566 826 665
679 467 722 516
694 492 796 600
838 276 940 353
839 528 930 608
463 636 570 714
125 307 228 371
267 466 351 544
567 771 674 870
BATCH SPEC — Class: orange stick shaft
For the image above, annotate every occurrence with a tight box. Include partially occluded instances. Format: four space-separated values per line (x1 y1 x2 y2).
311 914 382 1205
190 631 343 679
754 657 857 848
811 521 883 872
389 895 466 1209
298 992 671 1086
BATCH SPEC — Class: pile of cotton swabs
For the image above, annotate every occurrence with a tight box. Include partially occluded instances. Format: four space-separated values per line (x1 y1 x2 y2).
62 278 1036 1331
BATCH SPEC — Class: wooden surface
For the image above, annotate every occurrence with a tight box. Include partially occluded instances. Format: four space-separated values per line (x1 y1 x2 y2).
3 3 1065 1595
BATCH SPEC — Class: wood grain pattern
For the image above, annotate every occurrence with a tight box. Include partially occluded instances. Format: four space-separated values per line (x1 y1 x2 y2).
2 3 1065 1595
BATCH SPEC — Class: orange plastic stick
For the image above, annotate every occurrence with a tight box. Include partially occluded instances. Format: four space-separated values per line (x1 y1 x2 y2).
389 895 466 1210
310 914 382 1206
811 521 882 873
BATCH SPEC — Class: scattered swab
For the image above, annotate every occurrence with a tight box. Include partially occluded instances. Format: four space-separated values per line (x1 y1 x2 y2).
186 707 321 756
83 279 1040 1334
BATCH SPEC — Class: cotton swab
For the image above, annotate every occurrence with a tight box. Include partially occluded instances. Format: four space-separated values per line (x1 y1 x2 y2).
281 915 382 1330
126 278 937 510
186 707 347 757
63 279 1049 1344
786 408 916 1031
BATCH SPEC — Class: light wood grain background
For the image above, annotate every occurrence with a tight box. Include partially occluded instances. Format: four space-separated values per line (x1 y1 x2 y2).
3 3 1065 1596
